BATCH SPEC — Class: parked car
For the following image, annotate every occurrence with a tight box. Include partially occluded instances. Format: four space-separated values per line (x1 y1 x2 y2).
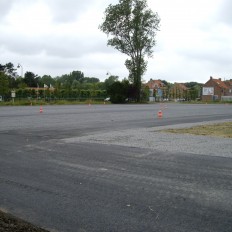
0 96 2 102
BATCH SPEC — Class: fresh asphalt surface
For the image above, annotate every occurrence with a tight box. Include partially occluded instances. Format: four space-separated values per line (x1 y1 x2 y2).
0 104 232 232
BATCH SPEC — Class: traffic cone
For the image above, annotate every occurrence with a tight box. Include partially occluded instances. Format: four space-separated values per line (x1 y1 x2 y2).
40 105 43 113
157 110 163 118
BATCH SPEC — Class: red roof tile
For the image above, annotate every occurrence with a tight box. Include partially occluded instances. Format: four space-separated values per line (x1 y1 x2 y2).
146 80 165 89
212 78 229 89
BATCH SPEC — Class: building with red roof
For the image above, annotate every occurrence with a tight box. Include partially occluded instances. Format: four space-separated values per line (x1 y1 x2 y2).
202 76 231 101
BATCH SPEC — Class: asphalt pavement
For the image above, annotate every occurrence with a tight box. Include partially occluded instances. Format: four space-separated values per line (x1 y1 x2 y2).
0 104 232 232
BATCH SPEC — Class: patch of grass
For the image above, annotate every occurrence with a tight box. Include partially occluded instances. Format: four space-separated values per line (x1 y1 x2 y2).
163 122 232 138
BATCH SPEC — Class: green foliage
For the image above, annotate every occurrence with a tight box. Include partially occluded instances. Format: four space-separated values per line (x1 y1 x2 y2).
104 75 119 94
0 72 10 98
70 70 84 83
0 62 17 77
185 82 202 88
184 82 202 101
83 77 100 83
24 71 38 87
55 70 84 86
17 81 27 89
141 86 149 101
72 80 80 89
0 62 19 90
99 0 160 102
109 82 126 103
41 75 55 87
108 79 131 103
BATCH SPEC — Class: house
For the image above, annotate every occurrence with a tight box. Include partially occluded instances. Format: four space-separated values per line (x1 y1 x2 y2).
202 76 230 101
224 79 232 95
145 79 166 101
222 79 232 101
146 79 165 89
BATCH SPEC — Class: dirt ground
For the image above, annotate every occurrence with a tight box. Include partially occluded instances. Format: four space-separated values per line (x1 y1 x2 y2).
0 210 49 232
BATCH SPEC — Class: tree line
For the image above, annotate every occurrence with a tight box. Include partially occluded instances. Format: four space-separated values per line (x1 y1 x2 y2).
0 62 202 103
0 62 145 102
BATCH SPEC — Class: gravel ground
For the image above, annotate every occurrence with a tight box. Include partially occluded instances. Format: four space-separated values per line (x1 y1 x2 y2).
0 210 48 232
63 119 232 158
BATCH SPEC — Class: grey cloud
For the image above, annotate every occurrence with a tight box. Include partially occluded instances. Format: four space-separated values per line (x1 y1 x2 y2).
44 36 107 58
182 49 232 66
217 0 232 25
0 0 14 21
46 0 97 23
0 30 112 59
177 45 232 82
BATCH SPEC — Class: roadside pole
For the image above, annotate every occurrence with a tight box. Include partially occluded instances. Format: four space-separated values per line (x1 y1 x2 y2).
11 90 16 104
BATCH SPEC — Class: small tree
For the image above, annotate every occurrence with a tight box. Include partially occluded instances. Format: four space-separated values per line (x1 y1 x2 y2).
100 0 160 102
109 81 126 103
24 71 37 87
104 75 119 95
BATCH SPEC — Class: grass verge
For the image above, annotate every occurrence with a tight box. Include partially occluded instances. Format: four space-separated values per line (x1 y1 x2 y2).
0 99 110 106
162 122 232 138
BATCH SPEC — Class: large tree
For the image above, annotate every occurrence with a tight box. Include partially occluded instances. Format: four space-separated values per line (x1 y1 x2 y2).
99 0 160 102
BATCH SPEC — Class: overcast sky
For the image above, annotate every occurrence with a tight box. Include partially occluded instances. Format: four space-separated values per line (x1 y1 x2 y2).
0 0 232 83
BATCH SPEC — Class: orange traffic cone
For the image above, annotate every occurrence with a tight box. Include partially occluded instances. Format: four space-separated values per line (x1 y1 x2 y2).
40 105 43 113
157 110 163 118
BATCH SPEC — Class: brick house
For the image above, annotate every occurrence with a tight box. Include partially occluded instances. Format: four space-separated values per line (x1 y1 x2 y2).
224 79 232 95
202 76 230 101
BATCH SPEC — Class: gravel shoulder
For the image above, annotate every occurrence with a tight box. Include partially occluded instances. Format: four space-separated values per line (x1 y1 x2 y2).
63 119 232 158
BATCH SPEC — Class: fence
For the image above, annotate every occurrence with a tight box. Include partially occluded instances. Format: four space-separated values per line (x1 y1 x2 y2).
221 96 232 102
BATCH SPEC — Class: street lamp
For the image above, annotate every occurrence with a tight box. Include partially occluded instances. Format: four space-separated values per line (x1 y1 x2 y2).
17 63 23 78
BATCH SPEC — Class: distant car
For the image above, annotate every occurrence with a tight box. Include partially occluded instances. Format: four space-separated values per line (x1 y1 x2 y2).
0 96 2 102
175 98 185 102
104 97 110 101
125 98 134 102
